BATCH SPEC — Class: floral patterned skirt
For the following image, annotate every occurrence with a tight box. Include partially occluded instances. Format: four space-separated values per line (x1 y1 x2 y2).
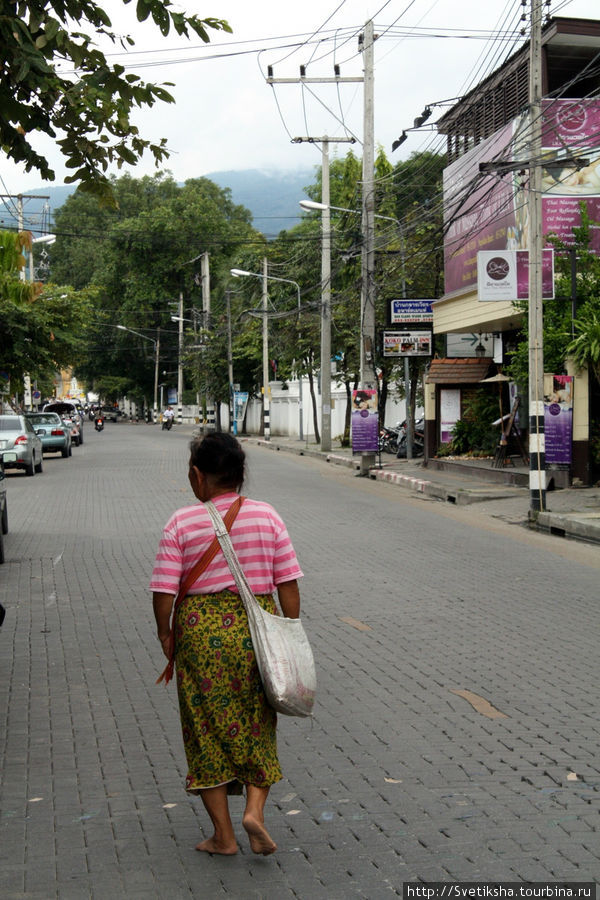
174 590 283 794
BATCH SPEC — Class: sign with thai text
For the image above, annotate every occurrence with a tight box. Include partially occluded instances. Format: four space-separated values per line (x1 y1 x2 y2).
390 300 434 325
477 249 554 300
544 375 573 465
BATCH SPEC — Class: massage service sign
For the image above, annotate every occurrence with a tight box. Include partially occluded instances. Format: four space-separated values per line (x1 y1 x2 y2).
477 249 554 301
544 375 573 466
351 389 379 453
444 99 600 296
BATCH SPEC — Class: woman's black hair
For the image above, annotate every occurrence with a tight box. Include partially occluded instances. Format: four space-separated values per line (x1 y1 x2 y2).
189 432 245 491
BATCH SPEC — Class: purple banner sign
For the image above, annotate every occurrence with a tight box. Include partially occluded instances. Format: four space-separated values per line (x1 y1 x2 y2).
444 122 516 295
541 99 600 149
515 250 555 298
544 375 573 465
351 389 379 453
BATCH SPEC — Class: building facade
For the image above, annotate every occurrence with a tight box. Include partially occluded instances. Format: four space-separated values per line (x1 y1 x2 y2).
428 16 600 484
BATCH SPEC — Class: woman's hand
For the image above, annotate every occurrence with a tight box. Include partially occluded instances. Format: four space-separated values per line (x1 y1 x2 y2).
158 632 172 659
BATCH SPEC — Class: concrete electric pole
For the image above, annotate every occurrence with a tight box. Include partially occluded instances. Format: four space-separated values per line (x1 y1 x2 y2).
360 19 376 475
527 0 546 513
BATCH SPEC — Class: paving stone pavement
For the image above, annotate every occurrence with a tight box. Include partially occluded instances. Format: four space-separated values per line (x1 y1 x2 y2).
0 423 599 899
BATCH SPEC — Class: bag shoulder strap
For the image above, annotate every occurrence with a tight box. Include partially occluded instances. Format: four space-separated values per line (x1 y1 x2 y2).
204 500 257 614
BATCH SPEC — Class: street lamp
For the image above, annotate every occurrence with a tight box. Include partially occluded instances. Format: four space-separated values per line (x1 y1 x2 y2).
230 267 304 442
116 325 160 424
300 199 409 458
298 199 332 452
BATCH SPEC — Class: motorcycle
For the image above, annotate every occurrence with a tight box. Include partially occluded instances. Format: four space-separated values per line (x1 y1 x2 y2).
396 418 425 458
162 417 173 431
94 416 104 432
378 422 403 454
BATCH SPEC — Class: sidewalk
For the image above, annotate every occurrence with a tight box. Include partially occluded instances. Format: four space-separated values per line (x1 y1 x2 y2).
250 437 600 546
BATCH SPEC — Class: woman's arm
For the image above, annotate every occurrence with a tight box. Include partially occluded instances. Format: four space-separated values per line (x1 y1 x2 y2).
153 592 175 658
277 579 300 619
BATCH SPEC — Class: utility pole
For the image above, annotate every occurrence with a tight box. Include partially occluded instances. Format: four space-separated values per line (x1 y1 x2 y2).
294 136 354 450
0 194 50 281
268 66 361 448
177 291 184 424
153 327 160 425
321 140 332 452
262 257 270 441
360 19 376 475
201 252 214 430
226 290 235 433
528 0 546 513
399 230 413 460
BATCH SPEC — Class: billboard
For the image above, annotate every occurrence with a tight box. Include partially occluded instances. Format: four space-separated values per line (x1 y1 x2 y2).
383 330 432 357
444 99 600 296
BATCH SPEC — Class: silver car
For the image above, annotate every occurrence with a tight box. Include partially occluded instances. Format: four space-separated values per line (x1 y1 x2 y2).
0 414 44 476
25 412 72 458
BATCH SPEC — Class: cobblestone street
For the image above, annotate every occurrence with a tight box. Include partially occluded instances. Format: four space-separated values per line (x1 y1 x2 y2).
1 423 599 898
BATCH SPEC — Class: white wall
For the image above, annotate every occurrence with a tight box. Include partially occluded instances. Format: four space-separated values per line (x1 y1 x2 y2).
122 376 411 443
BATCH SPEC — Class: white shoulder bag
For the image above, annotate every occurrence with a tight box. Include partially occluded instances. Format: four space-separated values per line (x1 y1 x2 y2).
205 500 316 718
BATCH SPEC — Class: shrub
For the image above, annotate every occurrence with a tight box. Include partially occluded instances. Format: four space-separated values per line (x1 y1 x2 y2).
445 390 500 456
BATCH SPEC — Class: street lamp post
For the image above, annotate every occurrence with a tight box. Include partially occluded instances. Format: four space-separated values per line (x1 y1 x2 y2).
300 200 408 457
298 194 332 452
116 325 160 423
230 267 304 442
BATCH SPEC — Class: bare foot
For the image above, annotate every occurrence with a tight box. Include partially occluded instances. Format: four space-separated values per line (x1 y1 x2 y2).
195 836 238 855
242 813 277 855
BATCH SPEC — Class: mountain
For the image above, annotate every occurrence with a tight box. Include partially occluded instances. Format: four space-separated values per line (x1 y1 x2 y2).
2 169 316 238
208 169 315 237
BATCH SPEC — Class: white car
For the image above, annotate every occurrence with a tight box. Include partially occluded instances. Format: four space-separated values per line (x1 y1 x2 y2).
0 414 44 476
43 401 84 444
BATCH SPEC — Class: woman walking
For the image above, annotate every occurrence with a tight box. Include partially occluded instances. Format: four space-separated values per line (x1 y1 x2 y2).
151 433 303 855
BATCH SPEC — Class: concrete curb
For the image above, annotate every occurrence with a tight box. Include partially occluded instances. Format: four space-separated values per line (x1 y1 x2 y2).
251 437 600 540
254 439 521 505
535 510 600 545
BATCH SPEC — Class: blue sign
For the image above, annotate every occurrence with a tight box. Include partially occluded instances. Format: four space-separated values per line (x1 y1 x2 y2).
391 299 434 324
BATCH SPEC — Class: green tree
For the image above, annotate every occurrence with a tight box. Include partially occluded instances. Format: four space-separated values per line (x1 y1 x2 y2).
1 1 230 202
49 173 263 406
0 230 92 389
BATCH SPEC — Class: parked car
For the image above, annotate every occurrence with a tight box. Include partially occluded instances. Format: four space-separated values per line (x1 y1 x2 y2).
43 401 84 443
25 412 72 458
0 457 7 564
0 414 44 476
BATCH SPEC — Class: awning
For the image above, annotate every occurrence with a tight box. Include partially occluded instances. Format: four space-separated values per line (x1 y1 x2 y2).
426 357 492 385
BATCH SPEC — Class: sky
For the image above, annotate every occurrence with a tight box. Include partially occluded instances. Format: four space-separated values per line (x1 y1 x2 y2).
2 0 600 200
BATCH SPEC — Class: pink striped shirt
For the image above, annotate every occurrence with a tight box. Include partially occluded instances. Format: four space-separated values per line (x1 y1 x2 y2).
149 493 303 596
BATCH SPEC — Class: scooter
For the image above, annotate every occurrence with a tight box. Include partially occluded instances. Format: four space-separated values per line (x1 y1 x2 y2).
396 418 424 458
94 416 104 432
378 422 403 454
162 417 173 431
